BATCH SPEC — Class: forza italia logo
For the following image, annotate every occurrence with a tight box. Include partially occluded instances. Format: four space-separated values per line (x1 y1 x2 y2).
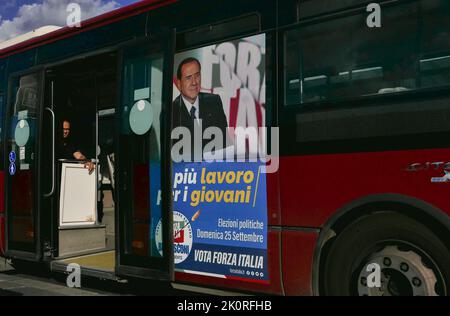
155 211 193 264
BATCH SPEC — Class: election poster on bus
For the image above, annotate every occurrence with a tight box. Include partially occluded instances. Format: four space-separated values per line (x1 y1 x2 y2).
155 162 268 282
152 33 268 283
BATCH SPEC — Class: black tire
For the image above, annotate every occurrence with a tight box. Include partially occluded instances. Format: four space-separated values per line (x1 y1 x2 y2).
322 211 450 296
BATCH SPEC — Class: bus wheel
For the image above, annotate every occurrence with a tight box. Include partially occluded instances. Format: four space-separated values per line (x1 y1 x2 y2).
322 211 449 296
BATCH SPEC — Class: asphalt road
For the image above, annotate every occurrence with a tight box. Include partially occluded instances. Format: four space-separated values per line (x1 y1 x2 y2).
0 259 190 296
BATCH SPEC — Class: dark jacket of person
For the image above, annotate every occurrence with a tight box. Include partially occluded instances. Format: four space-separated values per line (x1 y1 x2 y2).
172 92 229 152
57 136 79 160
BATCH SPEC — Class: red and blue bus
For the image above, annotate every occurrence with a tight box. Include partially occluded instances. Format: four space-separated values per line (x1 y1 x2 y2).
0 0 449 296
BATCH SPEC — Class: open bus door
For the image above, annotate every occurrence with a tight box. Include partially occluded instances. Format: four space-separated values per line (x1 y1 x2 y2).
4 70 47 261
116 34 174 281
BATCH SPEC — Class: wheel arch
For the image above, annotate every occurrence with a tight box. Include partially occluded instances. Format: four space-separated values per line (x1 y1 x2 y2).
312 193 450 295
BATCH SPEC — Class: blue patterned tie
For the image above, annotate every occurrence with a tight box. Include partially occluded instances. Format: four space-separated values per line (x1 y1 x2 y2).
190 106 197 120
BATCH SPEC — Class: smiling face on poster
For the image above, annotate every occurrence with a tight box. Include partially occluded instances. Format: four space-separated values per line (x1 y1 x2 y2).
173 34 265 127
171 34 267 161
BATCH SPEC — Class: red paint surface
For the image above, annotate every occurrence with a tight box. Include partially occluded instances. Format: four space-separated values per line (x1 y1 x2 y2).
266 170 281 226
133 164 150 221
0 171 3 213
11 171 33 216
281 230 318 296
0 216 4 256
280 148 450 228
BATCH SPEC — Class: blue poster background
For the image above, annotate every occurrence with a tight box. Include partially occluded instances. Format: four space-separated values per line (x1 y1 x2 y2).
151 161 268 282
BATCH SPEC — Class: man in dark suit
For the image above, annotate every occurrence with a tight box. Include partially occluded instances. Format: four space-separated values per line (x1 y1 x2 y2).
172 57 229 159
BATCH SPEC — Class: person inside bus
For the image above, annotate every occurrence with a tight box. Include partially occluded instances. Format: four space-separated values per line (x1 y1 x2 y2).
58 119 95 174
172 57 230 159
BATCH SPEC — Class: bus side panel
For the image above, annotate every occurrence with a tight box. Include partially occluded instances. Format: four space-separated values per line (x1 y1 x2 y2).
0 170 4 256
0 170 3 214
281 230 318 296
0 215 4 257
175 229 283 295
279 148 450 228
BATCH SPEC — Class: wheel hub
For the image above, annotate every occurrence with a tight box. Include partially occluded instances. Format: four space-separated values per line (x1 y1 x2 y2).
357 245 439 296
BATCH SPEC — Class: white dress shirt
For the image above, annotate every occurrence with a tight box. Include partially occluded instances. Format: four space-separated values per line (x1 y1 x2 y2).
182 95 200 124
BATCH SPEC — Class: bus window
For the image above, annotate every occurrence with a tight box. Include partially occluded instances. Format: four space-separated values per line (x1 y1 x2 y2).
176 14 260 50
7 73 40 250
14 75 39 119
120 52 164 258
420 0 450 88
284 2 436 106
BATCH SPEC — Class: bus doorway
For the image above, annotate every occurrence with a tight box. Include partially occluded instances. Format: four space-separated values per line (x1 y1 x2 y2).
4 70 45 261
43 52 118 277
115 38 174 281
